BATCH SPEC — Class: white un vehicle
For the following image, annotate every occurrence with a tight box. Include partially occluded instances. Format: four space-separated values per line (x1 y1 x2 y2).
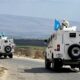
44 20 80 70
0 34 15 58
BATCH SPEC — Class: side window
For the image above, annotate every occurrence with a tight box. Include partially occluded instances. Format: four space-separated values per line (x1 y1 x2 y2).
0 36 1 39
48 35 54 43
47 34 55 44
51 34 55 40
48 38 50 43
51 35 53 40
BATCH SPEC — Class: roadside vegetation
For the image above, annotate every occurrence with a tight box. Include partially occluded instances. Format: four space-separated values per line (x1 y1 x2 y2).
15 45 46 59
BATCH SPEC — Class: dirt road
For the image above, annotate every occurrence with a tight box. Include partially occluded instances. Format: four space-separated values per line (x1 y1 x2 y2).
0 57 80 80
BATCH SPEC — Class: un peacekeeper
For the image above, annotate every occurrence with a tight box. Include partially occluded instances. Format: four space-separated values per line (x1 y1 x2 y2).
60 20 70 30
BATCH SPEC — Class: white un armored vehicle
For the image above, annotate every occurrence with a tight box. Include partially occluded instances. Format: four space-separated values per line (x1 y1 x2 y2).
0 34 15 58
44 20 80 70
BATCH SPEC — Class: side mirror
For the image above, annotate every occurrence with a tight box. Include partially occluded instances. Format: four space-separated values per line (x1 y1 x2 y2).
44 39 47 43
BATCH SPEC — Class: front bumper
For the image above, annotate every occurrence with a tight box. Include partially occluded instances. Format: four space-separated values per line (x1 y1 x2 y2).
54 58 80 66
0 52 12 56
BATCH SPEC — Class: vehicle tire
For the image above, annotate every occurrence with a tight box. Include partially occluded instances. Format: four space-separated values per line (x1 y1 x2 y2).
68 44 80 60
8 54 13 58
4 55 7 59
52 59 55 70
52 59 62 70
4 46 12 53
45 56 51 69
0 55 2 58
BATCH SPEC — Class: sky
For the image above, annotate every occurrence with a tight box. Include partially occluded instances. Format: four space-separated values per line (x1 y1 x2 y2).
0 0 80 21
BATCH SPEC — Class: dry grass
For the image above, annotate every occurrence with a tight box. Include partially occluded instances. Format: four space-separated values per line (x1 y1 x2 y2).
0 67 7 77
14 46 46 59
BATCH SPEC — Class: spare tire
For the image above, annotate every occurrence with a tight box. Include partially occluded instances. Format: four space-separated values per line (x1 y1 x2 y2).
4 46 12 53
68 44 80 60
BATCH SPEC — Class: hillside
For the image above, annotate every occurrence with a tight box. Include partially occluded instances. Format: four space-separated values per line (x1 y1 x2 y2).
0 15 80 39
0 15 53 39
14 39 47 46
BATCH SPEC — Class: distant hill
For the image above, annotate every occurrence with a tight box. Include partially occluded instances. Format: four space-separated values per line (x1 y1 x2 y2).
0 14 53 39
14 39 47 47
0 14 80 39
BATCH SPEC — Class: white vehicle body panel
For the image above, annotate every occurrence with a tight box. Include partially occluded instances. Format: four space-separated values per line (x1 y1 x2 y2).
0 36 15 54
45 29 80 60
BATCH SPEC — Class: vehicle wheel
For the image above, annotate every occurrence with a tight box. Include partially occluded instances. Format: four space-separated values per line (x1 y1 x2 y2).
52 60 58 70
52 59 55 70
9 54 13 58
0 55 2 58
45 56 51 69
4 55 7 58
68 44 80 60
4 46 12 53
52 59 62 70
